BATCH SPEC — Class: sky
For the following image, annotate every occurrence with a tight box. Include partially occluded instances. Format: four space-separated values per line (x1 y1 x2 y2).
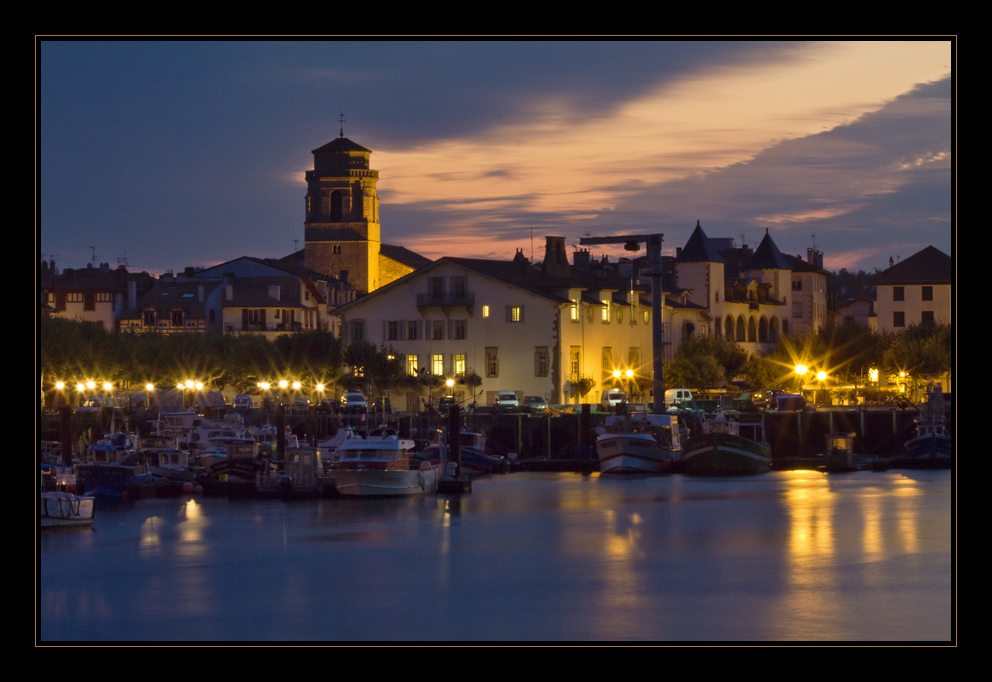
38 39 954 277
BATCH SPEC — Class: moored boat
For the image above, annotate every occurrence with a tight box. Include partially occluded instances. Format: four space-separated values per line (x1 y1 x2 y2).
890 384 952 470
682 415 771 475
75 428 149 497
40 466 95 528
595 412 682 474
423 429 506 477
331 427 438 496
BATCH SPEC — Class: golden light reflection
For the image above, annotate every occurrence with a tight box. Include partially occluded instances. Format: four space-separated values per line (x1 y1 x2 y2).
177 498 208 558
139 516 163 554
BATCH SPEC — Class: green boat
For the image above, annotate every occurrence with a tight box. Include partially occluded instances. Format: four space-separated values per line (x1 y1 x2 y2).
682 418 771 475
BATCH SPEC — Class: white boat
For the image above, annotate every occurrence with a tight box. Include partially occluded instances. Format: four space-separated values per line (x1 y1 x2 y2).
40 467 95 528
332 427 438 497
595 412 682 474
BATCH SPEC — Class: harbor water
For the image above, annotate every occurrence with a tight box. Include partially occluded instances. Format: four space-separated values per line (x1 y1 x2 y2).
38 469 953 643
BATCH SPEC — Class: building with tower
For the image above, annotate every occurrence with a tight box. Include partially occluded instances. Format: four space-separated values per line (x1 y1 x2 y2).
303 134 430 294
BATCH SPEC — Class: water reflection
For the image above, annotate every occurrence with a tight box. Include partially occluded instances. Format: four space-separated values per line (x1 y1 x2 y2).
39 471 951 642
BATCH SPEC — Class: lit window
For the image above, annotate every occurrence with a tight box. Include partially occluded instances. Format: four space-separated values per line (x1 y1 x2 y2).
601 300 610 322
483 305 490 318
432 354 444 376
510 306 522 322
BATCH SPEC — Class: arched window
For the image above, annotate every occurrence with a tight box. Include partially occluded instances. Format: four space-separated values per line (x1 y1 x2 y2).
736 317 745 342
748 318 757 342
758 317 769 343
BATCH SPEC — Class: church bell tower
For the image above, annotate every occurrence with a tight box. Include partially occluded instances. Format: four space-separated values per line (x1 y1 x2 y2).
303 134 381 294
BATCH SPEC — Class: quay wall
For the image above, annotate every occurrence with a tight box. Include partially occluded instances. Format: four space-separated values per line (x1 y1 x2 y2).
39 405 951 463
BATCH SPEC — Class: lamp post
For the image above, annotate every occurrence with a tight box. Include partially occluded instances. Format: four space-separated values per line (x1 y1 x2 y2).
794 364 808 395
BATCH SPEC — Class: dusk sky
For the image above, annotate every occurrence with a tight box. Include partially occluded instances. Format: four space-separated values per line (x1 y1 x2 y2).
38 40 953 277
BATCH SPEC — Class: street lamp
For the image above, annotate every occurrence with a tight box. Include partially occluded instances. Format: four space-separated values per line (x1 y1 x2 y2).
794 364 808 393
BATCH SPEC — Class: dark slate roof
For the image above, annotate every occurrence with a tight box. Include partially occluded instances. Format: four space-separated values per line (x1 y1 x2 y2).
381 243 433 270
783 253 828 275
746 230 792 271
311 137 371 155
677 221 725 263
876 246 952 285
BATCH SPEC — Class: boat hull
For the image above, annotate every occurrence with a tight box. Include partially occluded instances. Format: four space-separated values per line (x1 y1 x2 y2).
682 432 771 475
891 434 953 469
75 464 138 498
332 466 437 497
40 492 95 528
596 433 677 474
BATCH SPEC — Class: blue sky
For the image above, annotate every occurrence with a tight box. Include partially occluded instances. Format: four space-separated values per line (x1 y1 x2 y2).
38 39 953 276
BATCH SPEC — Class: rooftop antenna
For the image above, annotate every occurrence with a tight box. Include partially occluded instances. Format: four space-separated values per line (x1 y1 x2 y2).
116 251 129 268
90 246 96 266
811 234 817 249
339 112 346 138
292 239 299 252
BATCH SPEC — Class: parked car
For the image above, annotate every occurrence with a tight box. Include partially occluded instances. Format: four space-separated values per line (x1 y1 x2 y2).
495 391 519 409
522 396 549 412
341 392 368 414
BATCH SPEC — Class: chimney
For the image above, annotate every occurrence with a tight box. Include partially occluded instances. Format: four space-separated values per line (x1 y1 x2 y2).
541 236 570 276
573 248 591 272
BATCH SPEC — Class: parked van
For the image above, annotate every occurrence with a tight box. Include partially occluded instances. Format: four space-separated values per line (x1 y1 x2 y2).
600 390 626 410
495 391 519 409
664 388 694 408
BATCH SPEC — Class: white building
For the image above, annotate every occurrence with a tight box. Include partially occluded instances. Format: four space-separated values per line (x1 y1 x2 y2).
875 246 952 333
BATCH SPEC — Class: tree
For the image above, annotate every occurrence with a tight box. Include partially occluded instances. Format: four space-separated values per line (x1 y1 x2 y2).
341 341 405 402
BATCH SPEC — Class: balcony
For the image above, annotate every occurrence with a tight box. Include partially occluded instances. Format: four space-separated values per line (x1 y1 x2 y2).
416 292 475 316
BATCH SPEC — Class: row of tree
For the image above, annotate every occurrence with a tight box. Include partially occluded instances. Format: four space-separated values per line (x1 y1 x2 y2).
665 321 953 399
40 315 952 406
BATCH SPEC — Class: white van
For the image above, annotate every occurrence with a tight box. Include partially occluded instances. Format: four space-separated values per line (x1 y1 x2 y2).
600 390 626 409
664 388 693 407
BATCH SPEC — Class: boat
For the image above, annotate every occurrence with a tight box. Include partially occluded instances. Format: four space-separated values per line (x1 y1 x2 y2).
899 390 952 468
594 412 682 474
422 429 507 477
820 432 860 472
255 446 331 499
40 465 95 528
331 427 438 497
74 428 150 497
682 414 771 475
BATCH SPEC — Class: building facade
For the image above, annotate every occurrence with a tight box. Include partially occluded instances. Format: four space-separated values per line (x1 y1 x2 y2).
875 246 952 333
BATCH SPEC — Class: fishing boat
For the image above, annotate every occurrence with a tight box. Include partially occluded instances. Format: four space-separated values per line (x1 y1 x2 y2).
891 384 952 470
74 428 149 497
331 427 438 497
255 446 330 499
594 412 682 474
682 414 771 475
